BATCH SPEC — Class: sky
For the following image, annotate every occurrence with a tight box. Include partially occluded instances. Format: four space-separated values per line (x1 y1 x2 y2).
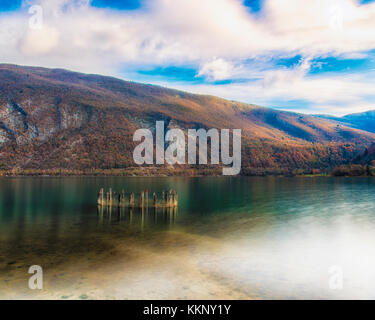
1 0 375 115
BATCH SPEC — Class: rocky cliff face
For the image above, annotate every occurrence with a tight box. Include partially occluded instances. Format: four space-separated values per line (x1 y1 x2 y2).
0 64 374 174
0 100 91 146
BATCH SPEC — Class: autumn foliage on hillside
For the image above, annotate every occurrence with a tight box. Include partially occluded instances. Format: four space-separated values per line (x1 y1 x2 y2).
0 64 374 176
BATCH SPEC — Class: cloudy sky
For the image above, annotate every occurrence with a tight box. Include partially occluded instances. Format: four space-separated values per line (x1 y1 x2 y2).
1 0 375 115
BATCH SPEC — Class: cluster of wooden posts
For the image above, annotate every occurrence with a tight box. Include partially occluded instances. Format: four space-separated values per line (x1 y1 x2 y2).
97 188 178 208
97 202 178 227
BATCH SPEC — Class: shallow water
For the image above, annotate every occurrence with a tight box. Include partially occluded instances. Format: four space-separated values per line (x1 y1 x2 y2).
0 176 375 299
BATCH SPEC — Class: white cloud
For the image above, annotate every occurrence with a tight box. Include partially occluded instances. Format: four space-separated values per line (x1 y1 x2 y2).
0 0 375 114
197 58 239 81
21 27 60 56
166 63 375 116
2 0 373 68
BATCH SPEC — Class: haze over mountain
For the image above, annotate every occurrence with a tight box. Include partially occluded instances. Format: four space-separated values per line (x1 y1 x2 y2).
0 64 374 175
316 111 375 134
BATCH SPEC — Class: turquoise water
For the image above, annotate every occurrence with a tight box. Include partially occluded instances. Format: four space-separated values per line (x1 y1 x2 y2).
0 177 375 299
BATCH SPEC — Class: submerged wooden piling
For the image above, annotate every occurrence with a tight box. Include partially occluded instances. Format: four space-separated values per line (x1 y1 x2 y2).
97 188 178 208
97 188 104 206
174 190 178 206
140 191 145 208
130 193 135 207
168 189 172 207
120 189 126 206
153 193 157 206
145 190 149 207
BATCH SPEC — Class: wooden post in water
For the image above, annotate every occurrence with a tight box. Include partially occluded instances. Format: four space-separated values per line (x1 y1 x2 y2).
140 191 145 208
123 189 127 207
117 192 121 207
169 189 173 207
145 190 149 207
109 188 112 207
98 188 104 206
174 190 178 207
97 188 177 209
153 193 157 207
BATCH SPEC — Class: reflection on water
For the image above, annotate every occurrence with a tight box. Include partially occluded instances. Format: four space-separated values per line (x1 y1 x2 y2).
97 205 178 229
0 176 375 299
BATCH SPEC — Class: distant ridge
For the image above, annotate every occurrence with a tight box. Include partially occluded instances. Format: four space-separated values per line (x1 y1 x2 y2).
315 110 375 133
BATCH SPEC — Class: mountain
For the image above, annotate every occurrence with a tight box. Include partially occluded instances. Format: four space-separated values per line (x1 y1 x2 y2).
0 64 374 175
316 111 375 133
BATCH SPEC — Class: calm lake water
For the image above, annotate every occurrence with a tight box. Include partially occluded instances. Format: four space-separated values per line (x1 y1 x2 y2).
0 176 375 299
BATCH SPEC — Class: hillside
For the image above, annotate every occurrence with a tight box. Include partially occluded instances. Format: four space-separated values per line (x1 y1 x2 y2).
354 143 375 165
0 64 374 175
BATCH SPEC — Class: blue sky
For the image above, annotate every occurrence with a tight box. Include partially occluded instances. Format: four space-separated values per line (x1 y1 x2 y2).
90 0 264 12
91 0 141 10
0 0 22 11
131 52 375 82
1 0 375 115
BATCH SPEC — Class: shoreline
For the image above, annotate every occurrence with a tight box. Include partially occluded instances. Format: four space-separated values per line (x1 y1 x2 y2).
1 164 373 178
1 173 374 178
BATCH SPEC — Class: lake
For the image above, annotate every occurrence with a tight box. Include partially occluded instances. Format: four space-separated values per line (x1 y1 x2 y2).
0 176 375 299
